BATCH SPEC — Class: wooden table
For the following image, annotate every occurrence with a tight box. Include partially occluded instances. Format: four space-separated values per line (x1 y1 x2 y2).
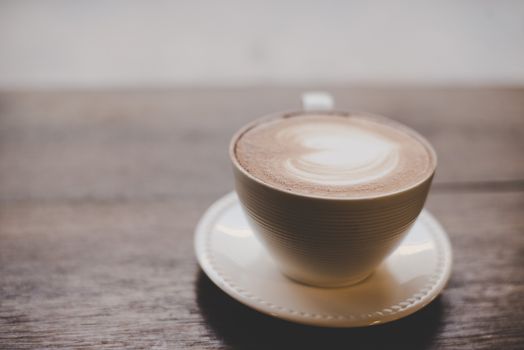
0 88 523 349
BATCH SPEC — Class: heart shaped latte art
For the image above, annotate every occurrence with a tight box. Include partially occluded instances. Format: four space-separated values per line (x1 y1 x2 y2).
279 124 399 186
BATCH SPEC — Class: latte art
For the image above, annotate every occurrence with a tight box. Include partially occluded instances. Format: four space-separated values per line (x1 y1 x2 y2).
234 113 435 198
279 124 399 186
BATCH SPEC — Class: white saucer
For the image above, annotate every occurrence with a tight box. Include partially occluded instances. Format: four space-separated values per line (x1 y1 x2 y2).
194 192 452 328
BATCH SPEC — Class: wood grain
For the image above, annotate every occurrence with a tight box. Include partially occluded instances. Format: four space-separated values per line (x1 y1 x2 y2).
0 87 523 349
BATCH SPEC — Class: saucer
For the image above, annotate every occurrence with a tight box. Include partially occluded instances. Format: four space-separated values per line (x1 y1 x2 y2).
194 192 452 327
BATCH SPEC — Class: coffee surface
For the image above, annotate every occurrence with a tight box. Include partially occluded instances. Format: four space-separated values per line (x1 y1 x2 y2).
234 113 435 198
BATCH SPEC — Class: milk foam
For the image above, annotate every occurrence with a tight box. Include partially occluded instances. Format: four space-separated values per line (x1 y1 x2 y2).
234 113 435 198
280 123 399 186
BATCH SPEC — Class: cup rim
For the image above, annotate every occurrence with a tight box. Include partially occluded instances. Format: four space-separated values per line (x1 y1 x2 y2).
229 110 437 202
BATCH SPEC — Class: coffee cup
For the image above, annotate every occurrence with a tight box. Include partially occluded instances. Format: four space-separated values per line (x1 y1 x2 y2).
229 93 437 287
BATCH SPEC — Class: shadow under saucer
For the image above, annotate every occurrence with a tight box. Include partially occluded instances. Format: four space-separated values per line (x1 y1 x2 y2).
196 269 445 350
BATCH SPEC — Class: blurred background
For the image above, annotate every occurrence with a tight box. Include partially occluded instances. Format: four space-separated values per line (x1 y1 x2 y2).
1 0 523 89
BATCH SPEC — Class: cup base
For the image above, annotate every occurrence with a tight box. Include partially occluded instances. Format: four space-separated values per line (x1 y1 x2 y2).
280 269 374 288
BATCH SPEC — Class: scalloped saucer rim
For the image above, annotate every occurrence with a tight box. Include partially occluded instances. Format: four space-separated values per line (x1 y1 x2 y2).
194 191 452 328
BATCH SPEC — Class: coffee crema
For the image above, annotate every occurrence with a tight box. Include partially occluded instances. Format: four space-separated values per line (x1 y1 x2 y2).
234 113 436 198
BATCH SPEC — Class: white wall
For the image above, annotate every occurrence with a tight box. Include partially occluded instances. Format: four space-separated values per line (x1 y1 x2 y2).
1 0 523 88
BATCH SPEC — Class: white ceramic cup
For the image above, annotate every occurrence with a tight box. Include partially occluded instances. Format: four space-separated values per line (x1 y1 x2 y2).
229 93 437 287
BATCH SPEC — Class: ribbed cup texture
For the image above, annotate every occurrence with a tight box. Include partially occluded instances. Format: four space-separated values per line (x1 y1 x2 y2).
233 165 434 287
